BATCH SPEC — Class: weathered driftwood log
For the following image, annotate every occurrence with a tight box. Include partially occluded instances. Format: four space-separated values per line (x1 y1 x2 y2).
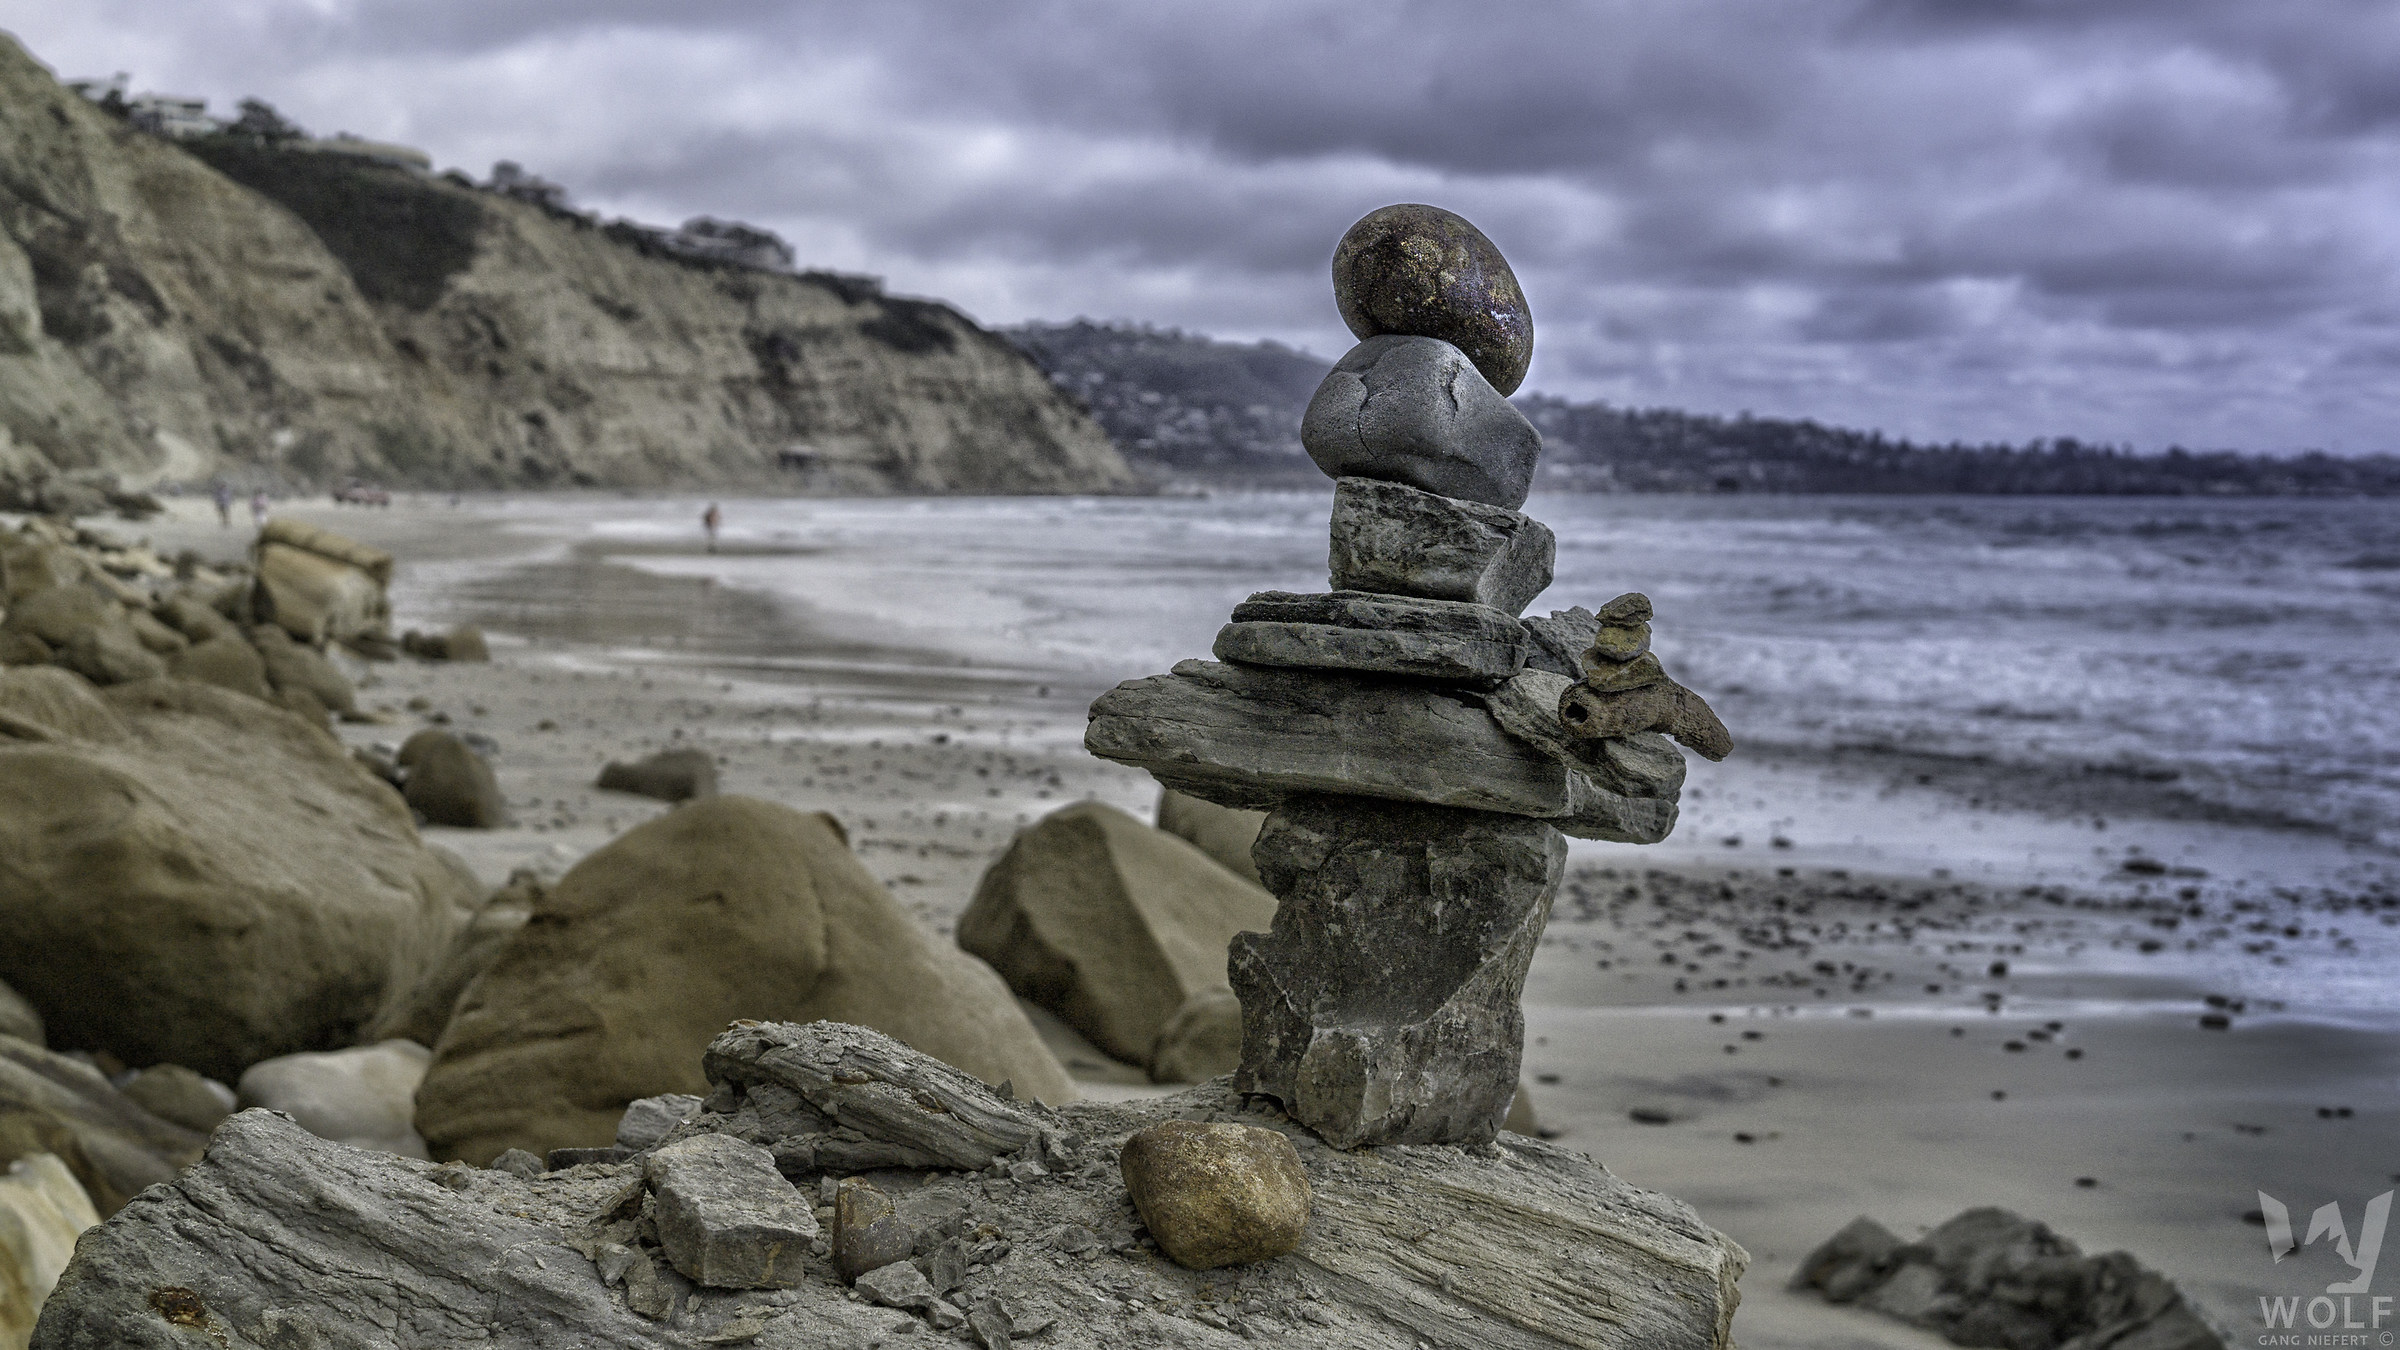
1557 680 1732 762
694 1020 1059 1175
35 1021 1747 1350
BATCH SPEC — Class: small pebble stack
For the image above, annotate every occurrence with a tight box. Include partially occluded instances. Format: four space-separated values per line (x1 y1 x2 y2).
1557 593 1732 761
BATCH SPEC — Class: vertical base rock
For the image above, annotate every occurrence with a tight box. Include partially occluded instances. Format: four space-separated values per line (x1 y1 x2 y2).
1229 795 1564 1149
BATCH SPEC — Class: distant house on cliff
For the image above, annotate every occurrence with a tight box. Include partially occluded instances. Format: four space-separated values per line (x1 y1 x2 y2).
607 216 799 274
665 218 796 272
486 161 571 210
127 93 220 138
303 133 432 173
65 73 129 102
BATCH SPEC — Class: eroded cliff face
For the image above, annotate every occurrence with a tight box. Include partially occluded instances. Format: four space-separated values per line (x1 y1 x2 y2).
0 36 1131 494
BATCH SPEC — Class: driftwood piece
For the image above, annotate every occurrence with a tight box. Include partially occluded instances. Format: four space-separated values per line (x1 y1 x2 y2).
36 1021 1747 1349
696 1020 1057 1174
1558 679 1733 762
1481 670 1687 801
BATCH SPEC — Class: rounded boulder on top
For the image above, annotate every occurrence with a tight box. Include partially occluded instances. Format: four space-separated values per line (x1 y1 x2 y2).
1331 202 1532 396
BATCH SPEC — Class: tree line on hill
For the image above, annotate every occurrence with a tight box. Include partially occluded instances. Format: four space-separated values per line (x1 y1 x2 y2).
1007 321 2400 496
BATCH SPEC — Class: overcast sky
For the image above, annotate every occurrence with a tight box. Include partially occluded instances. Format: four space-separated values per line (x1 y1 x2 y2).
10 1 2400 452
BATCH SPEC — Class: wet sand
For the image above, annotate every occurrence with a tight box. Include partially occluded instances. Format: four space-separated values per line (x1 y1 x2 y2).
125 493 2400 1347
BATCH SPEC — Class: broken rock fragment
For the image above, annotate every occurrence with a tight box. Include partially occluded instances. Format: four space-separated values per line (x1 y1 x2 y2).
831 1177 915 1283
1326 477 1554 615
644 1133 817 1289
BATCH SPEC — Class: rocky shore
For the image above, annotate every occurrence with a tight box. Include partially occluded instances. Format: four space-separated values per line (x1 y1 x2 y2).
4 497 2391 1346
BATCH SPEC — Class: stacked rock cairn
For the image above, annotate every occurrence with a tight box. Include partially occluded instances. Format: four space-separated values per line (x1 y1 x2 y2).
1087 204 1733 1150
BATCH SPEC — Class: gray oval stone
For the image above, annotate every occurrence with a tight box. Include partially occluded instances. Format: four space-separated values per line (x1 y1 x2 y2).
1301 335 1541 509
1332 203 1532 396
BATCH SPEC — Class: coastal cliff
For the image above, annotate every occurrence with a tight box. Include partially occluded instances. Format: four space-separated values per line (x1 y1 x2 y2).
0 36 1132 494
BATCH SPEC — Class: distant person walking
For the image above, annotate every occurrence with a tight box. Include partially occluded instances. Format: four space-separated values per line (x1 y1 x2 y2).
212 480 233 528
702 502 722 554
249 490 270 528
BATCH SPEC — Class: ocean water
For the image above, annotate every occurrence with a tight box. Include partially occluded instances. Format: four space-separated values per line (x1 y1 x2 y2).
436 492 2400 852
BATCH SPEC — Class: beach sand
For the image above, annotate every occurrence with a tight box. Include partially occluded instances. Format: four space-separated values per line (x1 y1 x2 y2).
125 493 2400 1348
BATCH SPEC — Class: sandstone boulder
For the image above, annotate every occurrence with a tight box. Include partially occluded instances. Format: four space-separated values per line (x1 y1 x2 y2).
0 678 477 1081
1 588 161 688
51 626 163 688
0 985 37 1049
120 612 184 657
363 876 537 1049
236 1041 432 1159
0 585 110 651
0 1154 97 1350
151 594 241 647
1149 984 1244 1084
252 519 391 646
249 625 357 715
398 729 506 828
414 796 1073 1164
959 801 1278 1070
1155 787 1265 884
0 535 85 605
0 1037 204 1217
0 668 125 744
163 635 270 701
114 1067 232 1136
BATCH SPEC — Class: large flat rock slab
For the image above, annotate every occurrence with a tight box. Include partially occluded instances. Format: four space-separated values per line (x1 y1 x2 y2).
1085 660 1676 843
34 1022 1746 1349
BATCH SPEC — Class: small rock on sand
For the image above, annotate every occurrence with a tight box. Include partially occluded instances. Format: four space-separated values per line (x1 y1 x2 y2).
596 747 717 802
236 1040 434 1158
399 728 507 828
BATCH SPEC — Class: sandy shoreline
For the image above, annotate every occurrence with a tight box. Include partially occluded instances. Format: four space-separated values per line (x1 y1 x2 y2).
106 492 2400 1347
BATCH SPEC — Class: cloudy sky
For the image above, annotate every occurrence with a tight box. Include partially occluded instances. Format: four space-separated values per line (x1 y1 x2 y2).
9 1 2400 452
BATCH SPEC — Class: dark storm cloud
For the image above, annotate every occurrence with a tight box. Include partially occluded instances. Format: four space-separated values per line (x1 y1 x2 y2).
11 0 2400 450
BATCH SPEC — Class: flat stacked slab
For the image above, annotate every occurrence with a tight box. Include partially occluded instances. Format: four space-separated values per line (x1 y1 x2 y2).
1213 590 1527 686
1087 659 1677 844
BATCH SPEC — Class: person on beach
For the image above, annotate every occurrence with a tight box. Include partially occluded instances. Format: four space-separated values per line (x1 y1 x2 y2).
250 490 269 527
212 480 233 528
703 502 722 553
